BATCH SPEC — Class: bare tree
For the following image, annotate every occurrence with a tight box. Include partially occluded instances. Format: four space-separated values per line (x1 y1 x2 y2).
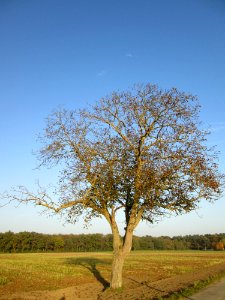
4 84 224 288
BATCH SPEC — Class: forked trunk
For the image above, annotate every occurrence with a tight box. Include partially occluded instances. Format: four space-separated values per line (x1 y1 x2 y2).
110 229 133 289
110 211 135 289
110 250 125 289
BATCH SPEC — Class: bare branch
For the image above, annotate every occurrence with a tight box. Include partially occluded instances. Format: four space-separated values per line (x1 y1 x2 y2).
2 83 224 262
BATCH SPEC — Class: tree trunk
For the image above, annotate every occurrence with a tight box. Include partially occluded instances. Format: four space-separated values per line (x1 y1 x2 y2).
109 209 135 289
110 229 134 289
110 250 125 289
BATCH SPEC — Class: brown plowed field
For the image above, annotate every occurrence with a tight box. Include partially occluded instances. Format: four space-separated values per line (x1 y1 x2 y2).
0 251 225 299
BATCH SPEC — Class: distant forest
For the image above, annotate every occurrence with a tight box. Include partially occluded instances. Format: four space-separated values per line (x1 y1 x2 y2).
0 231 225 253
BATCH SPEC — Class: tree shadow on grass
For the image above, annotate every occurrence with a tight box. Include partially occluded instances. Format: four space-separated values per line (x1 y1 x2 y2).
66 257 110 291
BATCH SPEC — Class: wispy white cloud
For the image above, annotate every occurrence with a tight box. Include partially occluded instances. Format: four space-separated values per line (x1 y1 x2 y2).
97 70 107 76
126 53 133 58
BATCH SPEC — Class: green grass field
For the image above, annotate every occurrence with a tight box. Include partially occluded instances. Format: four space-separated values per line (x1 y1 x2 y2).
0 250 225 297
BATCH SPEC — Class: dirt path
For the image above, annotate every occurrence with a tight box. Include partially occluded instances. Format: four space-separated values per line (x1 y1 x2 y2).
191 277 225 300
1 263 225 300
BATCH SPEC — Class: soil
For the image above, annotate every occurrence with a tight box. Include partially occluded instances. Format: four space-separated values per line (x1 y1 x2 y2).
1 262 225 300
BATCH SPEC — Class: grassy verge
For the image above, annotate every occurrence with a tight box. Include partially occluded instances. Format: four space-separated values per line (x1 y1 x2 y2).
159 269 225 299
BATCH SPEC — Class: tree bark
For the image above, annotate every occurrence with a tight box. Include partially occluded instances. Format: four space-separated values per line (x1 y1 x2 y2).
110 227 134 289
111 249 125 289
109 208 135 289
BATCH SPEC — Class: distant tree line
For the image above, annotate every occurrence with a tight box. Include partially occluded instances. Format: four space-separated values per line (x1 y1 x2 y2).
133 234 225 251
0 231 224 253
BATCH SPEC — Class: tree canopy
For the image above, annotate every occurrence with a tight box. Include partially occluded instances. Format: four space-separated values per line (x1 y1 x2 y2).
3 83 224 288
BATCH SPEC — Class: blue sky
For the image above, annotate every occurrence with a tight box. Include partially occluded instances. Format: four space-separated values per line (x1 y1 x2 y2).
0 0 225 236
